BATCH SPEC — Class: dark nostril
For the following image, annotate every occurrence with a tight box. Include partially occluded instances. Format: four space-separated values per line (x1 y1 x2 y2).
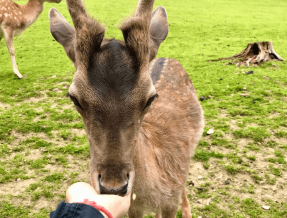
98 174 101 180
127 173 129 180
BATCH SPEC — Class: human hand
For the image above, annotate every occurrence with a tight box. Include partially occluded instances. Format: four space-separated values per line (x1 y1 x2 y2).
66 182 131 218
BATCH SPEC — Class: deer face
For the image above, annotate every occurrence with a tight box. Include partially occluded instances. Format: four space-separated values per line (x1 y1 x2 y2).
49 0 168 196
68 45 157 195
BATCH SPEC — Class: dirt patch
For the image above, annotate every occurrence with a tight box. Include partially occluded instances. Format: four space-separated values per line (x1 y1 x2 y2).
186 154 287 208
268 136 287 145
237 138 251 149
269 112 281 119
10 130 49 146
61 104 74 110
0 102 11 110
9 130 68 148
57 82 70 86
19 95 49 105
71 128 86 137
33 113 49 122
1 154 90 212
0 178 36 196
210 145 232 155
230 120 240 131
32 197 57 213
218 110 229 118
25 149 43 161
50 104 74 111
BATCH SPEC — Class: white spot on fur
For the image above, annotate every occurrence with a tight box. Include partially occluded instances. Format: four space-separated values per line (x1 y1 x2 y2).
4 13 7 17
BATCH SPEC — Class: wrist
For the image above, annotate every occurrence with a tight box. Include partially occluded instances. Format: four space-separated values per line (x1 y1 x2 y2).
76 199 113 218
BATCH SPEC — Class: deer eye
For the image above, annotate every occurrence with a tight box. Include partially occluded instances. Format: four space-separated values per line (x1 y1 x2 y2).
68 94 84 110
143 94 158 110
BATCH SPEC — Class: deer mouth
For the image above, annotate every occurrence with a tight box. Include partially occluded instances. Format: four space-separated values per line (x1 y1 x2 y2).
92 170 135 197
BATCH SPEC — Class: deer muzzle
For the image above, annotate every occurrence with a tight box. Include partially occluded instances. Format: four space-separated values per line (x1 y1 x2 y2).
91 167 135 197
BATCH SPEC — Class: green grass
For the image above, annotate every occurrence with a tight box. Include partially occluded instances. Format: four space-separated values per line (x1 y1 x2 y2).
0 0 287 217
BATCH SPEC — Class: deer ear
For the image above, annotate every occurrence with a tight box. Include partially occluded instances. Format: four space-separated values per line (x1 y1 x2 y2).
149 6 169 61
48 8 76 63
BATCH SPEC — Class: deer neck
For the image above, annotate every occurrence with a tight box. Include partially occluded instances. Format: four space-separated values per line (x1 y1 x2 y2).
22 0 44 27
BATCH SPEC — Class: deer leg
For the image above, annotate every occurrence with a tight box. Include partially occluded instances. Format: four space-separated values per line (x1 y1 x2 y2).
128 208 144 218
181 188 191 218
3 28 24 79
155 207 162 218
161 204 178 218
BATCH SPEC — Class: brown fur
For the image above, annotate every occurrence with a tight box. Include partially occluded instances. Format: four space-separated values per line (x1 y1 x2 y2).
48 1 204 217
0 0 61 78
130 58 203 216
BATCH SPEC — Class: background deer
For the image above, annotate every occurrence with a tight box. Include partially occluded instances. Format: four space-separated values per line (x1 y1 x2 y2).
49 0 204 217
0 0 61 79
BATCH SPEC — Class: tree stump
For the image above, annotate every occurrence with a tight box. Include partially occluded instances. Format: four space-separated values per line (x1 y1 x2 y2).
215 41 285 67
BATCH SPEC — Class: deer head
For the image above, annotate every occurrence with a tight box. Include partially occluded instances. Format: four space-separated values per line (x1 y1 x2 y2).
49 0 168 196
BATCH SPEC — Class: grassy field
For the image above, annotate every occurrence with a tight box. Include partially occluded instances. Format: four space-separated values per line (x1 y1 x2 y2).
0 0 287 217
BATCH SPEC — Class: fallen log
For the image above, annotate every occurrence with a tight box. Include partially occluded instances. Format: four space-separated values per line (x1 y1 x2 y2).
214 41 285 67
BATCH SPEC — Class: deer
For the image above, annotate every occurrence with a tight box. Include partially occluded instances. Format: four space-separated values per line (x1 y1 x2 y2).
48 0 204 217
0 0 61 79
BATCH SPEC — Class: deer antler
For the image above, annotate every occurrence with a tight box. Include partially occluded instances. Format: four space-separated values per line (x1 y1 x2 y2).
65 0 88 30
66 0 105 66
135 0 155 24
120 0 155 64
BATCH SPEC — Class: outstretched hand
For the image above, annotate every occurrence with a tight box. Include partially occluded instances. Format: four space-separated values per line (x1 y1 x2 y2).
66 182 131 218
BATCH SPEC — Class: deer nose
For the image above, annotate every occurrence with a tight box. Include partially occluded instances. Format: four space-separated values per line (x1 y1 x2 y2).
98 174 129 196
